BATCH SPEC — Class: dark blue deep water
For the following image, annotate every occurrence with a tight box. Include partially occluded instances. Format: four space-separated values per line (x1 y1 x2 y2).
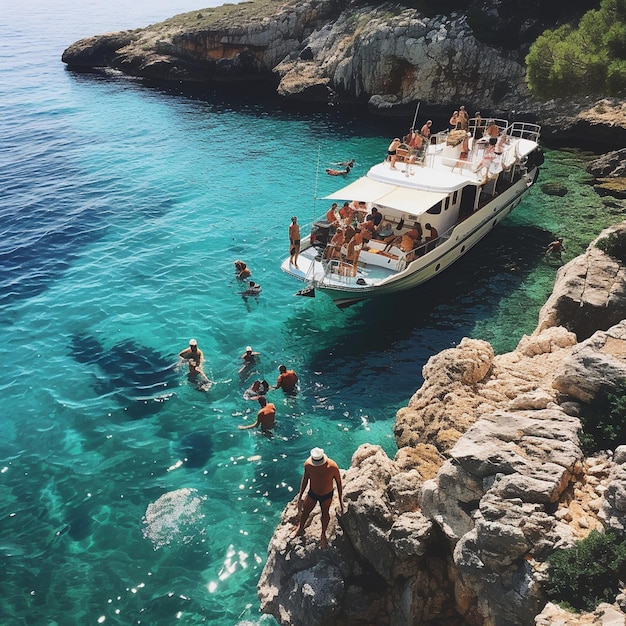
1 0 621 623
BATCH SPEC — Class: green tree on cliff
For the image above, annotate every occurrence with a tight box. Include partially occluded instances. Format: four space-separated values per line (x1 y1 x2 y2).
526 0 626 98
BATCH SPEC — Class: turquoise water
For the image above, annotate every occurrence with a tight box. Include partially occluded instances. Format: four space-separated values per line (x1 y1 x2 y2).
1 1 620 624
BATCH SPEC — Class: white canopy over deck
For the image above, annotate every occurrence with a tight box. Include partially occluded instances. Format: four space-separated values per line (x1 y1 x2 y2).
323 176 448 215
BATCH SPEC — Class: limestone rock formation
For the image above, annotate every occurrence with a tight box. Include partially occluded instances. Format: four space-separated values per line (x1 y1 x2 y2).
535 222 626 342
587 148 626 200
258 222 626 625
60 1 626 144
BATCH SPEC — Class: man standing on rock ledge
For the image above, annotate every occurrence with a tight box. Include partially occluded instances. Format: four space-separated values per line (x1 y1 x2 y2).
293 448 344 548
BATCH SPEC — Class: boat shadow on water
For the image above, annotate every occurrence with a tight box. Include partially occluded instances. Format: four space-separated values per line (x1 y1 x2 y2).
286 222 552 394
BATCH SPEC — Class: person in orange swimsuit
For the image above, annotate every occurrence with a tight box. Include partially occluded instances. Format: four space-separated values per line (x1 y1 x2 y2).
293 447 344 548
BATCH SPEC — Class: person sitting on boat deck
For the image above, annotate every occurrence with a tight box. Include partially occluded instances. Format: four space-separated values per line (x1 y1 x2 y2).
420 120 432 140
244 379 270 401
494 133 507 156
273 364 299 394
238 395 276 435
383 222 421 252
239 345 261 379
234 260 251 280
325 228 345 260
457 106 469 131
325 202 340 226
178 338 204 369
545 237 566 262
289 216 301 268
241 281 262 297
387 137 402 169
339 201 354 224
346 230 364 276
365 207 383 233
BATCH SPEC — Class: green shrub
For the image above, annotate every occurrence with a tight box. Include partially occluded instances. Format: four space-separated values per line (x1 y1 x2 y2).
579 380 626 454
526 0 626 98
595 231 626 264
545 529 626 612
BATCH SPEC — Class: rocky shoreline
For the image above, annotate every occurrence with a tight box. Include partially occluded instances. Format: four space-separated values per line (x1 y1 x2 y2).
258 223 626 625
61 1 626 150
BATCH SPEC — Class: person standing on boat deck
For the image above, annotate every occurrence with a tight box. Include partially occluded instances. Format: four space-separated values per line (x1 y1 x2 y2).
424 223 439 252
420 120 432 140
452 133 471 172
485 120 499 147
449 110 459 129
346 231 364 276
289 216 300 268
387 137 401 169
293 447 344 549
234 260 251 280
177 338 204 369
273 364 298 394
473 112 484 138
238 395 275 435
457 106 469 131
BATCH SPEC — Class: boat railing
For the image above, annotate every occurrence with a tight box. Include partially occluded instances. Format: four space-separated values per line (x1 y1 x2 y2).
505 121 541 142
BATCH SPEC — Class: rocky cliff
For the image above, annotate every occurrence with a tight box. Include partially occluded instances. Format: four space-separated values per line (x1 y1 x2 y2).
61 0 626 148
257 223 626 625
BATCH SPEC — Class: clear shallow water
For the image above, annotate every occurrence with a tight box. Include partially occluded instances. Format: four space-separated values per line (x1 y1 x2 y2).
1 1 622 624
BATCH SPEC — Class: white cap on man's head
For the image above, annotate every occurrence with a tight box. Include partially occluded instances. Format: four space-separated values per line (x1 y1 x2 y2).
310 447 327 466
246 346 252 352
189 339 198 346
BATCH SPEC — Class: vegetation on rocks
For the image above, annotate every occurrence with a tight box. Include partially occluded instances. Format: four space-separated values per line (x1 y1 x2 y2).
526 0 626 99
544 529 626 612
579 380 626 454
595 229 626 264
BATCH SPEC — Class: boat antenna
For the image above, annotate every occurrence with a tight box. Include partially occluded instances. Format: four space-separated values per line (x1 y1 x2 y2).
411 101 421 131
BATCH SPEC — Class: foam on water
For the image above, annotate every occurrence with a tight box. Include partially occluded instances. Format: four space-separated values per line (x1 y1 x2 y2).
1 0 619 623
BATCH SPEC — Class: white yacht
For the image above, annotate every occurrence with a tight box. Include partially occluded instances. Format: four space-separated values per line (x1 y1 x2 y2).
281 118 543 308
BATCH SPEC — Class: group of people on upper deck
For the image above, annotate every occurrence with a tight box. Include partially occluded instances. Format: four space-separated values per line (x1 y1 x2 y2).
387 107 508 180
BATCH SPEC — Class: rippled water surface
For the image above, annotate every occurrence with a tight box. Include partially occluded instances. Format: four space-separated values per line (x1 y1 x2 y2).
1 1 621 623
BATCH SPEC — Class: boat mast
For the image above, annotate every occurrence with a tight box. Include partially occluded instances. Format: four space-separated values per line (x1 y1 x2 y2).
411 101 420 131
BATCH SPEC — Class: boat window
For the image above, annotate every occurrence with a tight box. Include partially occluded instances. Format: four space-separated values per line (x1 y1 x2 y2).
427 201 442 215
453 190 458 205
443 197 449 211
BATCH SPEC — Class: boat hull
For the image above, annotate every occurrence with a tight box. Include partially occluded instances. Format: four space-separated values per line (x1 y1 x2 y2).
315 167 538 307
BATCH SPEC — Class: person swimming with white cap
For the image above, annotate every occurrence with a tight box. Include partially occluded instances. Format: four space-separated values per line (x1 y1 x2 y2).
238 345 260 379
177 338 204 369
